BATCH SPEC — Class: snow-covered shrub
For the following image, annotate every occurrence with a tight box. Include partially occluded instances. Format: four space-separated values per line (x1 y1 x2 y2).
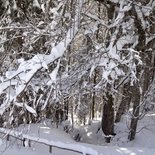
62 120 72 133
70 128 82 142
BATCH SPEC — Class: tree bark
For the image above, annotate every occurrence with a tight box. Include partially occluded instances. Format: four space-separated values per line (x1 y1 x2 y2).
101 93 114 143
128 83 140 141
115 83 131 123
64 96 69 120
92 69 97 120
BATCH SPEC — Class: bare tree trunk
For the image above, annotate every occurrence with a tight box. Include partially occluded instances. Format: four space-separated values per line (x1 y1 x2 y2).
91 1 102 120
71 103 74 128
101 93 114 143
64 96 69 120
55 106 59 128
128 83 140 141
92 69 97 120
0 116 3 127
128 4 146 141
115 83 131 123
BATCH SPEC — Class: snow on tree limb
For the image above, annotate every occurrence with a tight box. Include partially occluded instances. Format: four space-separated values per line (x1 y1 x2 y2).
0 0 83 115
24 103 37 115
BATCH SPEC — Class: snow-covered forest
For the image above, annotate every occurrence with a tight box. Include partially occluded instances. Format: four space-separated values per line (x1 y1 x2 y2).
0 0 155 154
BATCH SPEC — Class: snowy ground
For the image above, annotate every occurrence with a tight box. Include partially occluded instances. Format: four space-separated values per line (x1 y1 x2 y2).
79 113 155 149
0 113 155 155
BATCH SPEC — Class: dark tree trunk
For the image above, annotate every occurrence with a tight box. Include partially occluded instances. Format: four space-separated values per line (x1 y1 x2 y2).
128 4 147 140
55 108 59 128
91 1 102 120
128 83 140 141
64 96 69 120
0 116 3 127
92 69 97 120
91 93 95 120
101 93 114 143
115 83 131 123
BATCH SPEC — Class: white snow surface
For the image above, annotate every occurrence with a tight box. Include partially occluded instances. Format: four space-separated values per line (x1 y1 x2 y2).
1 113 155 155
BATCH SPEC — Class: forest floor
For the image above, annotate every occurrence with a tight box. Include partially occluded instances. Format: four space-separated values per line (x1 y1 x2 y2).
0 112 155 155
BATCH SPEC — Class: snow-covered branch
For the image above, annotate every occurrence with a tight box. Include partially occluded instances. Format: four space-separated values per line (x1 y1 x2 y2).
0 0 84 115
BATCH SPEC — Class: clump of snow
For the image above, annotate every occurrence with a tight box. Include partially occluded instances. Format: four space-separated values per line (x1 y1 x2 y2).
33 0 40 8
49 60 60 84
24 103 37 116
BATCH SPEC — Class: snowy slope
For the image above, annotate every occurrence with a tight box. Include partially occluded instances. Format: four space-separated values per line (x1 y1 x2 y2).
0 115 155 155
